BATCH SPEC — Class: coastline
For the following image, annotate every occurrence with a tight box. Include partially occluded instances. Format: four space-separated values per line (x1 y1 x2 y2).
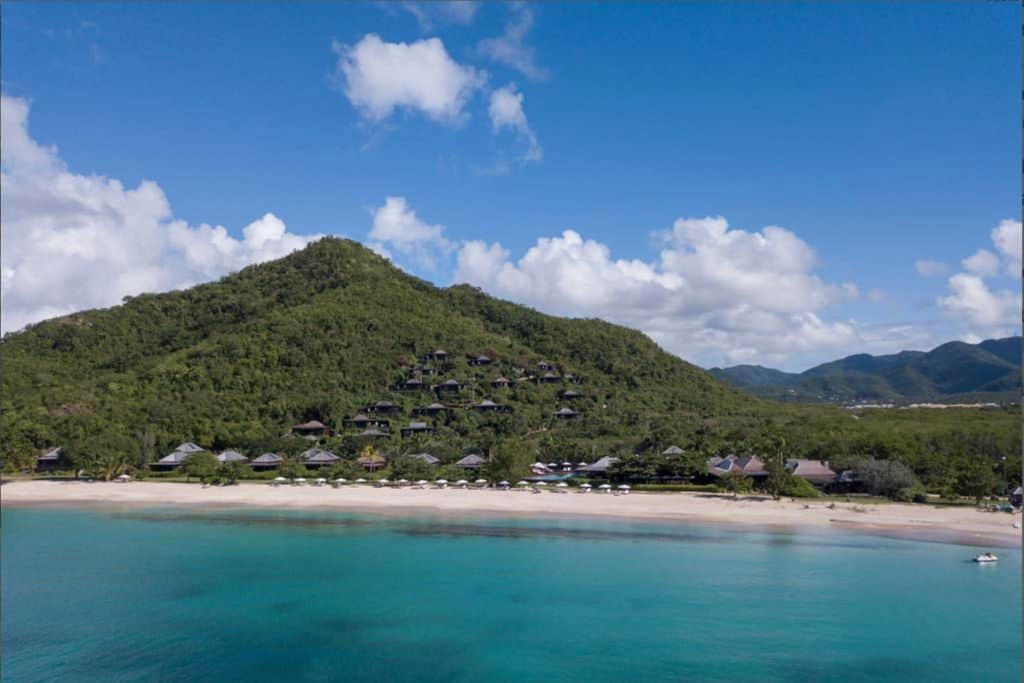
3 480 1021 548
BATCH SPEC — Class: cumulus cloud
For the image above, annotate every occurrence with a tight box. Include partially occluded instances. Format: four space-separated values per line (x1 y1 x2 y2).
333 34 486 125
478 3 548 80
488 83 542 163
915 259 948 276
0 93 320 334
454 218 864 366
935 218 1022 339
368 196 452 269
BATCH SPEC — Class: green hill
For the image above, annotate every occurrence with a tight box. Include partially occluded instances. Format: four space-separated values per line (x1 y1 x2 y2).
1 238 1018 496
710 338 1021 404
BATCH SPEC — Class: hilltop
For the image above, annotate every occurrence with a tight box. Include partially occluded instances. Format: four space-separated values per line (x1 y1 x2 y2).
710 337 1022 404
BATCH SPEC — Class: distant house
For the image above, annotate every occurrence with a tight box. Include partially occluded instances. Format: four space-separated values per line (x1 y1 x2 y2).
553 407 580 419
35 447 63 472
565 373 584 385
577 456 619 476
436 379 461 393
413 365 439 377
785 459 837 487
537 372 562 384
411 403 448 417
173 442 205 454
358 450 387 472
427 349 448 362
292 420 331 437
300 448 340 469
468 354 493 367
250 453 283 471
709 455 768 480
216 450 249 464
401 421 435 437
396 378 428 391
558 390 582 401
472 400 511 413
531 461 551 474
357 429 390 440
152 448 199 471
662 445 685 456
343 414 390 430
367 401 401 415
537 361 555 371
408 452 440 466
456 454 486 470
491 376 512 388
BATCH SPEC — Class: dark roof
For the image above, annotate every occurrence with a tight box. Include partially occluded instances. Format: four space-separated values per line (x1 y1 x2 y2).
216 450 249 463
425 403 446 409
293 420 328 431
456 454 486 467
475 400 498 408
579 456 618 472
37 447 61 462
374 401 397 408
251 453 283 464
300 448 340 464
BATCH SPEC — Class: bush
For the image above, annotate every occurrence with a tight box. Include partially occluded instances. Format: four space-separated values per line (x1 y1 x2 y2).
778 476 822 499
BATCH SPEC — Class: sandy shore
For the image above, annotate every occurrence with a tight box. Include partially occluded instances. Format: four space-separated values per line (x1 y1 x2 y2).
3 480 1021 548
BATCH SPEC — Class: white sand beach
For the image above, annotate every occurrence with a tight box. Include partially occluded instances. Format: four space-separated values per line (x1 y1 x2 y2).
3 480 1020 548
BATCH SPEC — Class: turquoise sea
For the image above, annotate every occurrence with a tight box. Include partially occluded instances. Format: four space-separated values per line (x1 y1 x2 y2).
2 506 1020 682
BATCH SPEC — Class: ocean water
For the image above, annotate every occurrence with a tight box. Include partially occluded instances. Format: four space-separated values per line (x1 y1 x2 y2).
1 506 1020 683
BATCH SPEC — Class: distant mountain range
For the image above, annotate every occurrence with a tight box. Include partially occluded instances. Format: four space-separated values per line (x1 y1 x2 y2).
709 337 1021 404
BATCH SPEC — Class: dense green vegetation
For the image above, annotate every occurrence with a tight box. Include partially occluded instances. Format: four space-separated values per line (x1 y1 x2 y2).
1 238 1019 498
710 337 1021 404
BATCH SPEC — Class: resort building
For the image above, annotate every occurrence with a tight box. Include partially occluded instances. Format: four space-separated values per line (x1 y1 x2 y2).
537 372 563 384
299 448 340 469
708 455 768 480
785 459 837 486
411 403 448 417
425 349 448 362
436 379 461 393
358 450 387 472
491 377 512 388
396 378 428 391
558 390 582 401
367 401 401 415
401 422 435 437
250 453 283 471
577 456 619 476
344 414 390 430
456 454 486 470
467 355 493 366
662 445 684 456
357 429 390 440
554 407 580 419
291 420 331 437
471 400 512 413
35 447 63 472
216 450 249 464
408 452 440 466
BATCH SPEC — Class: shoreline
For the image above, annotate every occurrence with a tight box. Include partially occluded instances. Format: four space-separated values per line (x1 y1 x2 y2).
3 480 1021 549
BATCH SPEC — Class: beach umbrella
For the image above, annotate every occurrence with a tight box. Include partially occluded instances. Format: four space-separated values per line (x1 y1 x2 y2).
415 479 428 486
474 478 488 485
315 478 327 486
336 478 347 483
598 484 611 492
618 484 631 490
116 473 132 482
498 480 510 489
547 462 558 468
398 479 409 484
455 479 468 487
577 462 588 467
556 482 568 488
436 479 448 488
580 483 592 492
355 478 367 483
294 477 307 485
561 462 572 467
516 480 528 487
273 476 288 482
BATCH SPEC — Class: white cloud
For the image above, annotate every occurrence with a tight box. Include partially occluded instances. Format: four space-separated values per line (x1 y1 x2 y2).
454 218 864 367
915 259 948 276
961 248 1000 277
937 273 1020 333
400 1 479 31
368 196 452 269
935 218 1022 339
478 4 548 80
333 34 486 125
488 83 542 163
991 219 1022 277
0 93 320 334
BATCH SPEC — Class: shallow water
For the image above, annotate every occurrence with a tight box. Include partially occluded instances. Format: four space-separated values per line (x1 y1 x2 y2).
2 506 1020 682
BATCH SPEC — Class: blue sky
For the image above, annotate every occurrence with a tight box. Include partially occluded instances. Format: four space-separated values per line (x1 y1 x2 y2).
1 2 1020 370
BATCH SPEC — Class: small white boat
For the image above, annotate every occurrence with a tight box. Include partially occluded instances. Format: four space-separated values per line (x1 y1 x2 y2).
973 553 999 563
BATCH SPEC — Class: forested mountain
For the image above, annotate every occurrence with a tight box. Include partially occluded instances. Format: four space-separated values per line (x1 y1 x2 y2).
710 338 1021 404
1 238 1018 496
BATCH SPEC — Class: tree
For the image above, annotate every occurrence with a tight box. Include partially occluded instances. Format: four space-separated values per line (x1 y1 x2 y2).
64 432 137 481
485 440 531 483
279 459 305 481
390 456 434 481
854 458 921 499
955 456 1000 503
183 451 218 483
718 471 752 497
217 461 246 485
757 434 791 500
